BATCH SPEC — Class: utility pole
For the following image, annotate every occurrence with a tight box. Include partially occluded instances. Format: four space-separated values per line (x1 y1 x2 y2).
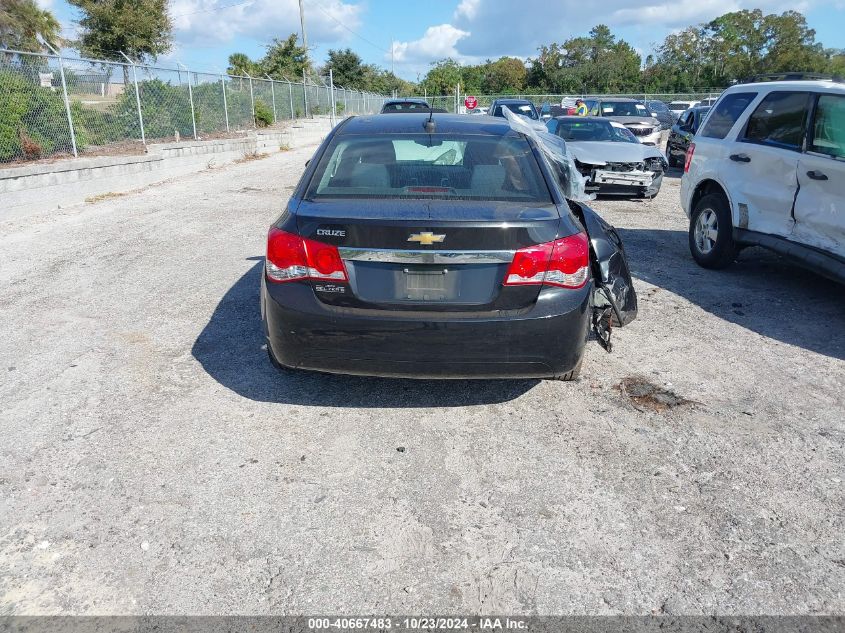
391 38 394 76
298 0 308 62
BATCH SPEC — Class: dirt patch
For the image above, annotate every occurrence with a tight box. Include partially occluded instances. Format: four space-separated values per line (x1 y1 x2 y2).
619 376 693 412
85 191 128 204
235 151 270 163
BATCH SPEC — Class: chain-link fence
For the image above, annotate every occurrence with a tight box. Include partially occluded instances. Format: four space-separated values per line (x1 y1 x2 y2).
0 48 389 164
420 91 726 113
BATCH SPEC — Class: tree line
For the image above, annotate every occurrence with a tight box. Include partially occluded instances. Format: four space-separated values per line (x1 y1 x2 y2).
420 12 843 96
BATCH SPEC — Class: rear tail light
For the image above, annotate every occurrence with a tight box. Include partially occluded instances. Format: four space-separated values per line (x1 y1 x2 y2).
504 232 589 289
265 228 348 283
684 142 695 173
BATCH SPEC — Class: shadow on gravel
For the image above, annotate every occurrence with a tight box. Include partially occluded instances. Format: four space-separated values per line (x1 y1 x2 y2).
617 227 845 360
192 258 539 406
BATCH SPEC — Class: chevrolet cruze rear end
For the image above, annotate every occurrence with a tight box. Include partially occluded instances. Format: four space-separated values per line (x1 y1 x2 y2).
260 114 593 379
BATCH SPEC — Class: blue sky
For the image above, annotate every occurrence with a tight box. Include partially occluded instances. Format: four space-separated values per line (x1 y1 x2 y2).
44 0 845 81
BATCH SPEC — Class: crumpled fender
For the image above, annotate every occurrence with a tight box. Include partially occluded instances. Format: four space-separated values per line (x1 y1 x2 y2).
569 200 638 327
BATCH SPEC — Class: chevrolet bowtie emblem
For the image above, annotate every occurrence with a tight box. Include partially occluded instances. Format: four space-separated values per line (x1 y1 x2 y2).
407 232 446 246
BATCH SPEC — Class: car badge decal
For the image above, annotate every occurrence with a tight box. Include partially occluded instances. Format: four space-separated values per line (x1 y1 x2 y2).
407 232 446 246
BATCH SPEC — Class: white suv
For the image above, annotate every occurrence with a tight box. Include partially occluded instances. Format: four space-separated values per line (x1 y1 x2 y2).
681 77 845 283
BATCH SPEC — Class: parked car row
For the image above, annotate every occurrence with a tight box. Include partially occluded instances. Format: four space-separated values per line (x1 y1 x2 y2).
264 74 842 382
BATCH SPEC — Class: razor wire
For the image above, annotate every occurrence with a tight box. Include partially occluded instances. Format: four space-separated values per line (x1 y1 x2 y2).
0 48 387 164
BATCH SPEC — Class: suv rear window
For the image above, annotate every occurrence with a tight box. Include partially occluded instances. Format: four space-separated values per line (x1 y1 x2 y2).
600 102 649 117
698 92 757 139
307 134 552 202
382 102 430 112
742 91 811 149
493 103 538 120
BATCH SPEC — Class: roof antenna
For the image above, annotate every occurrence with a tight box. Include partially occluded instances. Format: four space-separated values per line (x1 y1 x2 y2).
423 104 436 133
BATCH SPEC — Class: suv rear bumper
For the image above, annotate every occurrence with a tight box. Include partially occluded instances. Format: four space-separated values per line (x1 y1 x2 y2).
261 277 591 379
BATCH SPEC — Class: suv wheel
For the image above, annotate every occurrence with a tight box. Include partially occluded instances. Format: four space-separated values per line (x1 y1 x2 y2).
689 193 737 269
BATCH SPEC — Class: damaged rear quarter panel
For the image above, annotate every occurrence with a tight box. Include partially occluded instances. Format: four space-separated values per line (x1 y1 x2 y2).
569 201 638 327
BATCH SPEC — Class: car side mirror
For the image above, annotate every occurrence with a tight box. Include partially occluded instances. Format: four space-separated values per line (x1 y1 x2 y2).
305 159 311 167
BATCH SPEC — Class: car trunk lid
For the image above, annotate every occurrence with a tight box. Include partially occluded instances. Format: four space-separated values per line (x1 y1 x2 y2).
295 199 562 310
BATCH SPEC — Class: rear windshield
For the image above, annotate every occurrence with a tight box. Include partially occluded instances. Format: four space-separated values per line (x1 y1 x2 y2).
601 102 649 117
493 103 539 120
554 119 638 143
306 134 552 202
382 102 431 112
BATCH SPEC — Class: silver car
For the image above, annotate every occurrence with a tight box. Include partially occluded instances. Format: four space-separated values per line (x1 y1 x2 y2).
547 116 669 198
584 98 662 145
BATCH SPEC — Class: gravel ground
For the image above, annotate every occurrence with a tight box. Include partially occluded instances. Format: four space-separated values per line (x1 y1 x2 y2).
1 145 843 615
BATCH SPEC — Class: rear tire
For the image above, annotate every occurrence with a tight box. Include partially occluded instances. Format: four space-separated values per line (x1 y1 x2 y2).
550 356 583 381
689 193 737 269
266 342 290 373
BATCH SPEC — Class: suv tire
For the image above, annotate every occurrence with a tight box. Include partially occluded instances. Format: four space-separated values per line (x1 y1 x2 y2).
689 193 736 269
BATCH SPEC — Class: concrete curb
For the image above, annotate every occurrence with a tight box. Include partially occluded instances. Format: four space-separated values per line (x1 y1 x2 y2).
1 117 333 218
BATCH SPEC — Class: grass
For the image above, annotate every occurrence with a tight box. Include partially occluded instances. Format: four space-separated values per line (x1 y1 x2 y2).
234 151 270 163
85 191 127 203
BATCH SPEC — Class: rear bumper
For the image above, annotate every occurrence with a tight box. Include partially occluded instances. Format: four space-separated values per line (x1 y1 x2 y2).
261 278 591 379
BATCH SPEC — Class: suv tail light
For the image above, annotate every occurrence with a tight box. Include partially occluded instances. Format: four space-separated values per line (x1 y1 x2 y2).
684 142 695 173
265 228 348 283
504 232 589 289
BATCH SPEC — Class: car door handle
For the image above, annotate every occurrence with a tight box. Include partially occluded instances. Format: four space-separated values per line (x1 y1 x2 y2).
807 170 828 181
729 154 751 163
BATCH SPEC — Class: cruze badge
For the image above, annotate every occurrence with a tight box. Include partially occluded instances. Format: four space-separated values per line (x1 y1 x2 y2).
408 232 445 245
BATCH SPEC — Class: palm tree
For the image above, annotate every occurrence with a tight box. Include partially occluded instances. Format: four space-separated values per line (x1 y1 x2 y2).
0 0 62 52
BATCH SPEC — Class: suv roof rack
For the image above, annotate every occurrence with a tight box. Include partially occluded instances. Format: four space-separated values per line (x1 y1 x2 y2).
744 72 844 84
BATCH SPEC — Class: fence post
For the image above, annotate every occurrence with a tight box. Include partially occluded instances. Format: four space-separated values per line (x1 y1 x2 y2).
245 72 256 127
302 71 309 118
284 78 294 118
266 75 277 124
329 69 336 127
221 75 229 132
178 63 197 139
120 51 145 146
44 43 77 158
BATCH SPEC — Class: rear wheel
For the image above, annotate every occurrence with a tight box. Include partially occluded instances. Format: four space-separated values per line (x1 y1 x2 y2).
266 342 292 373
550 356 583 381
689 193 736 269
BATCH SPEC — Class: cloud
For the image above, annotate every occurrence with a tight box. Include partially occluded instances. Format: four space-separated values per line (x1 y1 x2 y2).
169 0 363 48
609 0 743 26
446 0 828 58
391 24 471 64
453 0 481 20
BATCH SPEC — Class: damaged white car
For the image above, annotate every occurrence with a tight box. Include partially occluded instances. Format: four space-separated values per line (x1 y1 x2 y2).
546 116 668 198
